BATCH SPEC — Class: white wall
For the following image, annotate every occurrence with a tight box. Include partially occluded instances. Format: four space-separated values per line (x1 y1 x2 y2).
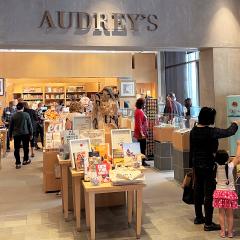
0 0 240 49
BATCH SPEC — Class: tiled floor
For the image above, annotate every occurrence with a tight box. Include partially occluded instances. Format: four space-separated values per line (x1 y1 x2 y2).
0 149 240 239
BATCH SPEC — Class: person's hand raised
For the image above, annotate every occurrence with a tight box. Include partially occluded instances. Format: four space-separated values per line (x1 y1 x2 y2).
232 120 240 126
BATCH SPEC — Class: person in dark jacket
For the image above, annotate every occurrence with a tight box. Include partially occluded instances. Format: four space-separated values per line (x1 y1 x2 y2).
23 102 38 157
9 102 33 169
1 101 16 151
190 107 238 231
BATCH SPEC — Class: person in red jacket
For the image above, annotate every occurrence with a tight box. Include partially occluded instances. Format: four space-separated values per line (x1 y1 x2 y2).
134 98 149 167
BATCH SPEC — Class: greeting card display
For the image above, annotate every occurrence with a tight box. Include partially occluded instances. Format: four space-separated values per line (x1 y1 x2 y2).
122 143 141 157
69 138 91 169
96 163 111 182
62 130 80 144
112 148 125 165
45 121 64 149
73 151 88 171
96 164 110 176
122 142 142 167
72 116 92 130
45 132 53 149
84 152 101 181
111 129 132 150
79 129 105 147
94 143 109 158
47 122 63 132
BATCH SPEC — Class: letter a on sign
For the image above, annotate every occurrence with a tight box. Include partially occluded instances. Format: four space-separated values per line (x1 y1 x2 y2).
39 10 56 28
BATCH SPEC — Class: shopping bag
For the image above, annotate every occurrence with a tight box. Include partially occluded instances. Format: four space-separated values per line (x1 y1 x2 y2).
182 171 194 205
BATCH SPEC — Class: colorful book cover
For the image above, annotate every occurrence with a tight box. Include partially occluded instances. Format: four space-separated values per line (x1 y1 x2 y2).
73 151 87 171
96 163 110 177
94 143 109 158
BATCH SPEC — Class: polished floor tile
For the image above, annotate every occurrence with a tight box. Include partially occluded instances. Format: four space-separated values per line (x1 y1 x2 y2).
1 149 240 239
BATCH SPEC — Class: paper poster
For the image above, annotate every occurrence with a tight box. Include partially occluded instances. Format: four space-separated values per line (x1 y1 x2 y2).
62 130 80 144
111 129 132 149
72 116 92 130
80 129 105 147
69 138 91 169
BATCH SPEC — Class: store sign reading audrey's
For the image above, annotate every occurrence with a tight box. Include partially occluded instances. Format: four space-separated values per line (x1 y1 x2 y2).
39 10 159 33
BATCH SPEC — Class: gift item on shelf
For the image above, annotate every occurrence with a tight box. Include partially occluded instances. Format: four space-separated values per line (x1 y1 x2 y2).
45 109 60 120
67 85 85 93
23 87 42 93
46 87 64 93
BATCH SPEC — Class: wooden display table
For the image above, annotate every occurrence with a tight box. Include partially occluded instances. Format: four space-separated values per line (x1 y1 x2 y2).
172 130 190 152
83 181 145 240
0 128 7 158
69 168 84 231
153 125 176 142
43 150 61 192
57 155 72 220
172 130 191 182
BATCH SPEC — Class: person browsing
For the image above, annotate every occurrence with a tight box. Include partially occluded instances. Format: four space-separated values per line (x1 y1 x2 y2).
213 147 240 238
9 102 33 169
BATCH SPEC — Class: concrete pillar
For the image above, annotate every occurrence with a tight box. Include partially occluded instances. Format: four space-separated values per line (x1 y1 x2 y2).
157 51 166 113
199 47 240 149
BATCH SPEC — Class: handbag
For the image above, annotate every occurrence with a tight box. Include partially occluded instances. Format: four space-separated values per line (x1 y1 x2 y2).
182 170 194 205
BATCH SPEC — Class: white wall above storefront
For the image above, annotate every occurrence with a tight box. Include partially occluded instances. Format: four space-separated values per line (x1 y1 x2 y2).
0 0 240 50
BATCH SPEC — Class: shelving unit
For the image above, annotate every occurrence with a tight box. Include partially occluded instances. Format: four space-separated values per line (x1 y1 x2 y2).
145 98 158 159
13 82 103 108
65 86 86 106
22 87 44 101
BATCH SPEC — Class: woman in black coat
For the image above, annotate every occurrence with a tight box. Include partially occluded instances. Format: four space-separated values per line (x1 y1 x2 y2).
190 107 238 231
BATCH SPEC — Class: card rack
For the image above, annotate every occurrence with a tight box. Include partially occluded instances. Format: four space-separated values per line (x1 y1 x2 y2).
145 98 158 159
